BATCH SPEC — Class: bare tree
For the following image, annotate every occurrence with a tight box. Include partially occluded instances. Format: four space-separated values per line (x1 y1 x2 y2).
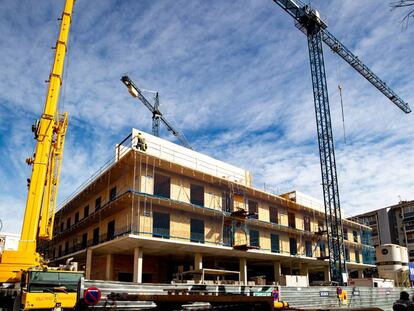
390 0 414 27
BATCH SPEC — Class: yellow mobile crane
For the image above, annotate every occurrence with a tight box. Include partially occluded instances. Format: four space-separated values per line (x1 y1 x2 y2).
0 0 83 309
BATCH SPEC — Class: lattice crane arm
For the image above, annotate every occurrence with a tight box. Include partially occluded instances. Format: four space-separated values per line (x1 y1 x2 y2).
273 0 410 113
321 29 410 113
121 75 193 149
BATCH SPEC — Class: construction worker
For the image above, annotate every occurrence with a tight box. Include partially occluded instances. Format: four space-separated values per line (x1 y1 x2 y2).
393 291 413 311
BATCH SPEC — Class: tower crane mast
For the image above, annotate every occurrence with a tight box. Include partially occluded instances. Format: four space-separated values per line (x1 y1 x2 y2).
121 75 193 149
272 0 410 284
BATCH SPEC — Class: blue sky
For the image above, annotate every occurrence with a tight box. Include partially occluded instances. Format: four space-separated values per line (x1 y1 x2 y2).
0 0 413 234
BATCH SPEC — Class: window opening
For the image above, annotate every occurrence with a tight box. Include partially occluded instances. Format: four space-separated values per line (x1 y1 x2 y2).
109 187 117 201
288 212 296 228
190 219 204 243
270 206 278 224
93 227 99 245
190 184 204 206
153 211 170 238
248 200 258 219
249 230 260 247
289 237 297 255
271 233 280 253
107 220 115 241
95 197 101 211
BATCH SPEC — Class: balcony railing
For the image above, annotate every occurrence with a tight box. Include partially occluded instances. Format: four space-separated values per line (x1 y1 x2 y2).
190 232 205 244
153 228 170 239
50 224 376 266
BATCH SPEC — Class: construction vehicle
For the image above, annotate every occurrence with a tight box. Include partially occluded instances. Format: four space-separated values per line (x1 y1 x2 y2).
272 0 411 285
0 0 84 310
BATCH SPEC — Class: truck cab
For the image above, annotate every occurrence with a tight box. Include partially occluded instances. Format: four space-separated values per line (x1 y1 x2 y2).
19 270 83 310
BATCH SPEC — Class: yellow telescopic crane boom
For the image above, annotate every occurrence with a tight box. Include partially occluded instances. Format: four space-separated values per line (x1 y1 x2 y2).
0 0 74 283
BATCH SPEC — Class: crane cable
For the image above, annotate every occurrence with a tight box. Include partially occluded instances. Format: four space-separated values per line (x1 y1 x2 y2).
335 53 347 145
338 84 347 144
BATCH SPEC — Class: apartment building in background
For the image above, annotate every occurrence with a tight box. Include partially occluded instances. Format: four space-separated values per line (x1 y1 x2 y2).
350 200 414 261
41 129 375 285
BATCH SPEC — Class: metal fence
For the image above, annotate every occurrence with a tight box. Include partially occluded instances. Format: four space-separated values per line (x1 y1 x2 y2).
279 286 414 311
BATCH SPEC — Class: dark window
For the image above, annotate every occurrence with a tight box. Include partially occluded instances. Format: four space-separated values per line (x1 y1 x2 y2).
95 197 101 211
107 220 115 241
190 219 204 243
318 220 325 232
154 173 170 198
343 227 348 240
153 212 170 238
269 206 278 224
64 241 69 255
345 247 350 261
320 242 326 257
58 245 62 257
248 200 258 219
60 222 64 232
81 233 87 249
118 272 133 282
66 217 71 229
353 230 358 243
84 205 89 218
288 212 296 228
355 250 360 263
289 237 297 255
142 273 152 283
250 230 260 247
109 187 117 201
75 212 79 223
93 227 99 245
190 184 204 206
305 240 312 257
222 192 232 213
223 224 232 246
271 234 280 253
304 216 311 231
52 248 56 259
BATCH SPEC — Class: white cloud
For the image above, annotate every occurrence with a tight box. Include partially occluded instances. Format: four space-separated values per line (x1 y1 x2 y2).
0 0 413 233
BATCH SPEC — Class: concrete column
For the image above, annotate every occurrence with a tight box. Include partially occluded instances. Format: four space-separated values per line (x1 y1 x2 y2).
300 263 309 286
240 258 247 285
195 253 203 271
105 254 113 280
194 253 203 284
85 248 92 279
300 263 309 277
358 269 364 279
323 265 330 282
273 261 281 284
133 247 143 283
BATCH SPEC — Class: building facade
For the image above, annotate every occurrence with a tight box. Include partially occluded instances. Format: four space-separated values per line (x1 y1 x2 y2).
43 130 375 285
350 200 414 261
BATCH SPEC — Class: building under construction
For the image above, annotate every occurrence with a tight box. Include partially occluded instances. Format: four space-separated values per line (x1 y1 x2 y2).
42 129 375 285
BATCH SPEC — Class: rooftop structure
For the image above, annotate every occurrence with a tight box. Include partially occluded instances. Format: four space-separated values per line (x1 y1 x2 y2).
41 129 375 285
